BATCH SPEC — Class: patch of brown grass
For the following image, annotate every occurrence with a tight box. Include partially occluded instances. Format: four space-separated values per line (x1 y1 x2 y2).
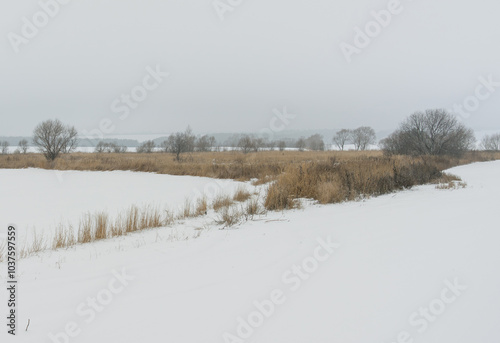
216 207 242 227
233 186 252 202
431 173 461 184
212 194 234 212
195 197 208 216
0 150 383 181
53 224 76 250
245 198 263 217
264 153 496 210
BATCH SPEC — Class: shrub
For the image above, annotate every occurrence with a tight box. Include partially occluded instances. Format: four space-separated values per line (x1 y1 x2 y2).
381 109 475 157
264 156 447 210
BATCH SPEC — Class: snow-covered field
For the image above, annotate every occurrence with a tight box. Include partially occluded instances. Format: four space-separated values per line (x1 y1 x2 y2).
1 161 500 342
0 169 251 244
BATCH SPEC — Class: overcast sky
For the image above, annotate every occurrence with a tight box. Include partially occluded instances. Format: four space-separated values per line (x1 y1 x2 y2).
1 0 499 137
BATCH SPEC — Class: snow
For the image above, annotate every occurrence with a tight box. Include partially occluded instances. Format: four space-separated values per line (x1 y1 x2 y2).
0 169 250 243
1 161 500 342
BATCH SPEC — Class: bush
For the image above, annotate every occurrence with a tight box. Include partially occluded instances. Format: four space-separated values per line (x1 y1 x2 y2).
381 109 475 157
264 156 447 210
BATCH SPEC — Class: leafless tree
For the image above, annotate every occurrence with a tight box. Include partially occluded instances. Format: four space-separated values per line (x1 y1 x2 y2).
253 137 267 152
277 140 286 151
19 139 29 153
33 119 79 161
95 141 127 153
305 134 325 151
480 133 500 151
351 127 376 151
136 140 156 153
333 129 352 151
296 137 306 151
164 126 196 160
1 141 8 154
380 109 475 157
114 145 128 153
238 135 255 154
61 126 78 153
94 141 109 153
195 135 216 152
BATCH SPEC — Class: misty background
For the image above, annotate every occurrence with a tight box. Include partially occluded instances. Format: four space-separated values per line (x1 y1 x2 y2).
1 0 499 141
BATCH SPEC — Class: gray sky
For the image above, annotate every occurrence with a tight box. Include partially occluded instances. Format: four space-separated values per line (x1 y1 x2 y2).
1 0 499 137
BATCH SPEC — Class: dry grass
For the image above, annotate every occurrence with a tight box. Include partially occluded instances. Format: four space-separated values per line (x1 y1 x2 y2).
78 213 93 243
178 199 194 219
431 173 461 184
19 231 46 258
53 224 76 250
435 182 467 190
1 150 499 183
212 194 234 212
264 152 500 210
95 212 109 240
0 150 384 182
245 198 264 217
233 186 252 202
434 174 467 190
14 204 170 259
195 197 208 216
216 207 243 227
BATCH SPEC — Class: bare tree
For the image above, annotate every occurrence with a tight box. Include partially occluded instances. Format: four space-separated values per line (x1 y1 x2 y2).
164 127 196 160
351 127 376 151
277 140 286 151
113 145 128 153
480 133 500 151
136 140 156 153
195 135 216 152
238 135 255 154
253 137 266 152
95 141 127 153
33 119 78 161
1 141 9 154
94 141 108 153
381 109 475 157
305 134 325 151
333 129 352 151
61 126 79 153
19 139 29 153
296 137 306 151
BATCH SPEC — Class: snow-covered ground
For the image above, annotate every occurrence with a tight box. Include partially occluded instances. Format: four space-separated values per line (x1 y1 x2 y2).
1 161 500 342
0 169 251 244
